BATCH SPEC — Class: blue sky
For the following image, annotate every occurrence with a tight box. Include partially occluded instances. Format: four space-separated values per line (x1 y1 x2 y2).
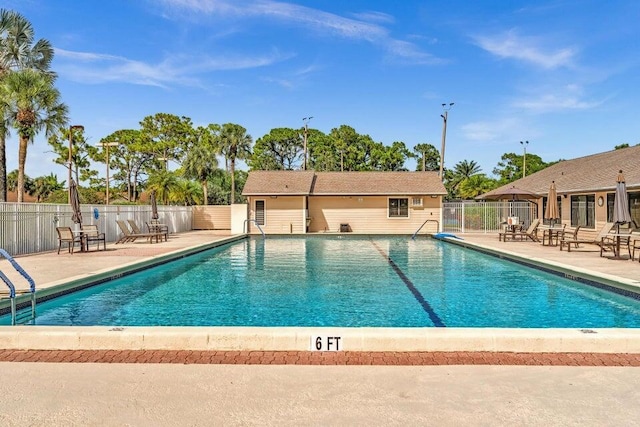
5 0 640 181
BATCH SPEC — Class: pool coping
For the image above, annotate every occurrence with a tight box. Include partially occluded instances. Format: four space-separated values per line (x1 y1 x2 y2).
1 234 639 354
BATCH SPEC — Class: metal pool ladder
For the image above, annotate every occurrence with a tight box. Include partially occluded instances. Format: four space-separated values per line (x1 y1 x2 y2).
411 219 440 240
243 219 265 237
0 248 36 325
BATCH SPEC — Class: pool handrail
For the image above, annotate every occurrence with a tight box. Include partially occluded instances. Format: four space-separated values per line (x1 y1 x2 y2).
411 219 440 240
243 219 265 237
0 248 37 325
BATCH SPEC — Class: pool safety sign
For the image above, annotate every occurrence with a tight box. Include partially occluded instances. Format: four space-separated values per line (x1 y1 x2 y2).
311 335 342 351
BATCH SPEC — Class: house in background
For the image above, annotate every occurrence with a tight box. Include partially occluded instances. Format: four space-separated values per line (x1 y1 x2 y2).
242 171 447 234
479 145 640 235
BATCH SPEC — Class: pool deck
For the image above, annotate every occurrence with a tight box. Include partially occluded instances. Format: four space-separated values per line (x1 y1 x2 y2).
1 230 640 358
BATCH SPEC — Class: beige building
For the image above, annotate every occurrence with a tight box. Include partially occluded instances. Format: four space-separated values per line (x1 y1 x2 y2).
480 145 640 233
242 171 447 234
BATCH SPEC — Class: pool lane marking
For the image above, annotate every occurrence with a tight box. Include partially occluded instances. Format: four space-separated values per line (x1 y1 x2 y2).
370 241 445 327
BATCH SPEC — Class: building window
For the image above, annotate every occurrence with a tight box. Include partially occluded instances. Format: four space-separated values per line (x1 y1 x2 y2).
570 195 595 229
255 200 265 225
388 198 408 218
411 197 423 207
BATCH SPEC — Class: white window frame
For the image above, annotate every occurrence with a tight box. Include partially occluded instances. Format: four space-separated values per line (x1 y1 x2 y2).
411 197 423 207
387 197 410 219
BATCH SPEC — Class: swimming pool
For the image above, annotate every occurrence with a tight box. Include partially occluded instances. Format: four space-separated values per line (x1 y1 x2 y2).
3 236 640 327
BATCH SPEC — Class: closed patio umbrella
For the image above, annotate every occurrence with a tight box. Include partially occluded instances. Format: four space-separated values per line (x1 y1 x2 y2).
613 170 632 225
544 181 559 226
150 190 159 220
611 170 632 258
69 179 82 225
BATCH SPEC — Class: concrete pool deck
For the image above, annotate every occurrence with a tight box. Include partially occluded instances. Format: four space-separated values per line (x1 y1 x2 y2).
1 231 639 355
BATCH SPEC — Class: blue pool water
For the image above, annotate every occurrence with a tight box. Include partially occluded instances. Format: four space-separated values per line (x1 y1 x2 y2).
3 236 640 327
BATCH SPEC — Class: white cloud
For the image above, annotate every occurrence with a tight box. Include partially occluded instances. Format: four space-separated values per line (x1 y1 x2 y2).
350 11 395 25
55 47 290 87
158 0 442 64
473 29 576 69
513 94 600 112
462 117 524 142
512 84 602 112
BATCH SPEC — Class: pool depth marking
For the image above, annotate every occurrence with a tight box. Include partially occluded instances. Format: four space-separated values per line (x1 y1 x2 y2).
370 240 445 327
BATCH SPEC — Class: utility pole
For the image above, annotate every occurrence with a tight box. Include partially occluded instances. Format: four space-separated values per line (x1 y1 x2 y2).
520 140 529 178
99 140 120 205
67 125 84 203
302 116 313 170
439 103 454 181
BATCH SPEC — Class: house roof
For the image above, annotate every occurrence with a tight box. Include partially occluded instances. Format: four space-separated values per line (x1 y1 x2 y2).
241 171 315 195
242 171 447 196
479 145 640 199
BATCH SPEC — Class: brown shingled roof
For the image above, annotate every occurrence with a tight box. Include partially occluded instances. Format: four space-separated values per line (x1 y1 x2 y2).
242 171 447 196
480 145 640 199
242 171 315 195
312 172 446 195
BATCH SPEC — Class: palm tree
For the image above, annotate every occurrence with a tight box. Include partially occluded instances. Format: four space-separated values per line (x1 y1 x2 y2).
448 159 482 195
31 172 63 202
0 9 54 202
182 141 219 205
146 169 179 205
172 179 203 206
457 174 498 199
217 123 252 204
1 69 68 202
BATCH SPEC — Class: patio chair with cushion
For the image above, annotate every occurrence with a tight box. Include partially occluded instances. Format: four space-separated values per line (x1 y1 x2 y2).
559 222 614 252
56 226 83 254
82 224 106 251
499 218 541 242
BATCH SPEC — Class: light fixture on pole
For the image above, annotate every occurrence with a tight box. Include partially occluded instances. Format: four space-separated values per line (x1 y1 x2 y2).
520 140 529 178
302 116 313 170
98 140 120 205
439 103 454 181
67 125 84 203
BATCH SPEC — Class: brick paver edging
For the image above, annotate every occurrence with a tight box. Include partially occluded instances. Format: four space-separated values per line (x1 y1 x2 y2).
1 350 639 366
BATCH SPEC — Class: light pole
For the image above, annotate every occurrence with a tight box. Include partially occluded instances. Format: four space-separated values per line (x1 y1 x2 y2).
302 116 313 170
99 140 120 205
520 140 529 178
439 103 454 181
67 125 84 203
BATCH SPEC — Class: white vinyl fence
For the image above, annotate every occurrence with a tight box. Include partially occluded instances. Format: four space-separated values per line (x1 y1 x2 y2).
0 202 192 256
442 201 538 233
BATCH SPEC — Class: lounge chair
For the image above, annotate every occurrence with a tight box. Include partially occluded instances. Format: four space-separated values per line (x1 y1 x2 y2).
559 222 614 252
82 224 106 251
56 226 83 254
499 218 541 242
116 220 161 244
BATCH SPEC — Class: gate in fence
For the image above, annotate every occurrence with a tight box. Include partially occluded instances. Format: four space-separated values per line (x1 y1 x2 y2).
442 201 538 234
